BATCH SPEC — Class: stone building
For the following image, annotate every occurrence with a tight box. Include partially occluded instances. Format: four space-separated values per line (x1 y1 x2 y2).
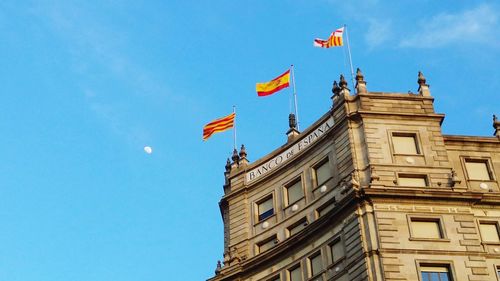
208 70 500 281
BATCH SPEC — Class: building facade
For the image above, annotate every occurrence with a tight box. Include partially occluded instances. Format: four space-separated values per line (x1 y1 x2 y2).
208 70 500 281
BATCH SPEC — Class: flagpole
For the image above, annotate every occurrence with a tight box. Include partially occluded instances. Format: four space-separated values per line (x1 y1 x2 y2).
291 65 300 130
232 105 237 151
344 24 355 88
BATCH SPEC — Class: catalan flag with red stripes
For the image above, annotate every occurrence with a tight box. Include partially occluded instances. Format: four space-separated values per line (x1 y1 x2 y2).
203 112 235 141
313 27 344 48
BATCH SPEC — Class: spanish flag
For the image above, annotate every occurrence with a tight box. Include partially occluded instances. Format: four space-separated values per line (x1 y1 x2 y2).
256 69 290 97
203 112 235 141
313 27 344 48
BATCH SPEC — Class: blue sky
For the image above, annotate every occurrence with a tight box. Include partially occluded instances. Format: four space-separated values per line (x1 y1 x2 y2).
0 1 499 280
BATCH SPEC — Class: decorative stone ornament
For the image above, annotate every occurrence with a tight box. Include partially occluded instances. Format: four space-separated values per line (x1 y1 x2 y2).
225 158 231 172
286 113 300 141
370 166 380 183
406 157 415 164
417 71 431 96
417 71 426 85
493 114 500 137
223 247 242 267
451 169 461 187
231 148 240 165
350 172 360 191
331 80 341 106
239 145 249 166
355 68 364 81
215 260 222 275
289 113 297 130
480 183 489 190
339 74 348 89
355 68 367 94
332 80 341 96
239 144 247 159
339 74 351 98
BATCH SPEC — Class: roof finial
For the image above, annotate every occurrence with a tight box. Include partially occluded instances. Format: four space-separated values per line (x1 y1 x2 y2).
289 113 297 130
225 158 231 172
286 113 300 142
339 74 348 89
215 260 222 275
493 114 500 137
332 80 341 95
339 74 351 98
417 71 426 85
239 144 249 166
231 148 240 167
355 67 367 94
417 71 431 97
356 68 364 81
239 144 247 159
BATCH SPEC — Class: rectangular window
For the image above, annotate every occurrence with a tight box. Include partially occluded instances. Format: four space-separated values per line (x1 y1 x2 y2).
314 158 331 186
330 239 345 263
497 266 500 278
479 222 500 243
420 265 451 281
287 218 307 237
309 252 323 277
257 236 277 253
285 178 303 206
316 201 335 218
465 160 492 180
288 265 302 281
392 133 419 154
257 195 274 221
411 219 442 239
398 174 427 187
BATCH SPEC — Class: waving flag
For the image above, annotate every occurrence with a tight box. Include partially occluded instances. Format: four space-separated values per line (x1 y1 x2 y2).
256 69 290 97
203 112 235 141
314 27 344 48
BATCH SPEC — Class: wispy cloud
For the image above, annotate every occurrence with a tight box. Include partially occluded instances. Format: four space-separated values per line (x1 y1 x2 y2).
41 3 169 98
364 18 392 48
30 3 174 146
400 4 499 48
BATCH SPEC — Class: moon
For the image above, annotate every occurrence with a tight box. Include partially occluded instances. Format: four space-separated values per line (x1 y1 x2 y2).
144 146 153 154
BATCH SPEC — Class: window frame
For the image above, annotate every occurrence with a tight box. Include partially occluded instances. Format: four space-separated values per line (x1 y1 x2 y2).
284 176 304 207
478 221 500 244
256 235 278 254
416 261 455 281
286 218 308 237
391 132 421 155
315 197 336 219
255 194 275 222
407 215 449 241
312 157 331 188
308 251 324 278
287 263 303 281
266 274 281 281
397 173 429 187
463 158 494 181
329 237 345 265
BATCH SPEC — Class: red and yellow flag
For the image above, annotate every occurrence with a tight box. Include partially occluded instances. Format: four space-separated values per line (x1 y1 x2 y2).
256 69 290 97
313 27 344 48
203 112 235 141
